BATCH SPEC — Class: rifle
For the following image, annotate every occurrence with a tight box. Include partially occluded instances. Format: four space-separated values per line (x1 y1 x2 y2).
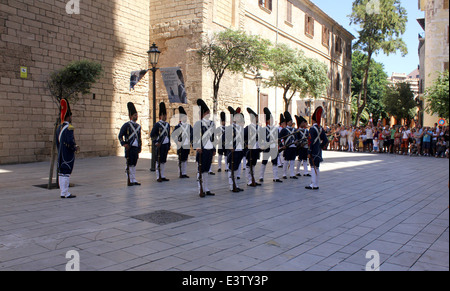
309 153 318 175
248 148 256 187
157 144 162 182
126 128 131 186
230 150 238 192
126 149 131 186
178 149 182 178
198 150 205 197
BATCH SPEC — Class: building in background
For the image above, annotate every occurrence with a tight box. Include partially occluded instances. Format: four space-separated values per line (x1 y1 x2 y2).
386 69 421 126
417 0 449 127
0 0 353 165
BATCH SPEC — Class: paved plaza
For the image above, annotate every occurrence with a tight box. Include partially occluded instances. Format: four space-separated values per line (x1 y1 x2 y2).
0 151 448 271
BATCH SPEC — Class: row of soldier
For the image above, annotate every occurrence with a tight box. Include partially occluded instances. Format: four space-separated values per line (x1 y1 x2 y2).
56 98 328 199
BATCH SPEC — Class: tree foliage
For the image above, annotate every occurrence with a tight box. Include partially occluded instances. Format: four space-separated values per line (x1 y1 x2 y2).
265 44 328 112
383 82 416 124
351 50 389 124
425 70 449 120
48 60 103 106
349 0 408 125
198 29 270 114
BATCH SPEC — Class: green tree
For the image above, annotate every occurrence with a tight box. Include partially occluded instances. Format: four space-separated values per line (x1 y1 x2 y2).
349 0 408 125
425 70 449 121
383 82 416 125
47 60 103 189
351 50 389 124
198 29 270 115
266 44 328 112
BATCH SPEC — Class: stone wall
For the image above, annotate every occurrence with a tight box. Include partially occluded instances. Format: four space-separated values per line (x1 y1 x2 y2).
0 0 151 164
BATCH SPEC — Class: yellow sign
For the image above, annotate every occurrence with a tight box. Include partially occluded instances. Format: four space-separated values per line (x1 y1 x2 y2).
20 67 28 79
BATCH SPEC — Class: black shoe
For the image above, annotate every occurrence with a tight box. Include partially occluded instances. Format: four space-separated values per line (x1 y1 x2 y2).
181 175 190 179
237 177 240 180
128 182 134 187
259 178 264 182
273 179 283 183
304 174 311 177
237 188 244 192
290 176 298 180
61 194 77 199
231 189 240 193
206 191 215 196
305 186 319 190
161 178 170 182
134 182 141 186
218 169 222 173
296 173 302 177
282 176 287 179
209 172 216 175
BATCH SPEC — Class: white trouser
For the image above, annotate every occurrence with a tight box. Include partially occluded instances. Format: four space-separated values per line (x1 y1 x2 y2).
246 166 256 185
59 175 71 198
283 160 295 177
181 161 187 175
197 172 209 193
156 162 166 179
273 164 279 180
310 168 320 188
128 166 138 183
259 164 266 180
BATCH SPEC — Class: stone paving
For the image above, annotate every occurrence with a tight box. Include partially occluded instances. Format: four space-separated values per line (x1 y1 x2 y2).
0 151 448 271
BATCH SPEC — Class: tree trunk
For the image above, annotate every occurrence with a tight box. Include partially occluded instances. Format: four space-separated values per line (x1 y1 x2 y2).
48 118 59 189
283 89 290 113
355 51 372 126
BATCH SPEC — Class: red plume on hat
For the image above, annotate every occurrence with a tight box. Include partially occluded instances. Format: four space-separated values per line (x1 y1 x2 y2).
60 98 72 124
312 106 323 126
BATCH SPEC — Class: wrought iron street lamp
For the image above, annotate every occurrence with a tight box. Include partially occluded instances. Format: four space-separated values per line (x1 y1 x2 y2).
254 72 263 116
148 43 161 171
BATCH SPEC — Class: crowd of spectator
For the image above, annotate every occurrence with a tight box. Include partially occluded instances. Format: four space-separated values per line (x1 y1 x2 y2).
325 122 449 159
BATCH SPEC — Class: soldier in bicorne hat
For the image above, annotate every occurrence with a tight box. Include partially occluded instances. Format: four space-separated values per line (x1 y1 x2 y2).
56 98 79 199
295 115 310 177
259 107 282 183
226 106 245 192
193 99 216 197
244 107 262 187
172 106 193 179
119 102 142 186
306 106 329 190
216 111 228 173
279 111 299 180
150 102 171 182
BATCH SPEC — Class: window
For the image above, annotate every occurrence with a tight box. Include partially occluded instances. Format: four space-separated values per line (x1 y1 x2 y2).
286 1 293 24
322 25 330 47
346 77 351 95
305 14 314 37
335 35 342 54
259 0 273 11
346 42 352 59
335 73 341 91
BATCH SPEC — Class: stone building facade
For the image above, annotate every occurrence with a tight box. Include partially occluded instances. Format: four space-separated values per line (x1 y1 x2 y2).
0 0 353 165
418 0 449 127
